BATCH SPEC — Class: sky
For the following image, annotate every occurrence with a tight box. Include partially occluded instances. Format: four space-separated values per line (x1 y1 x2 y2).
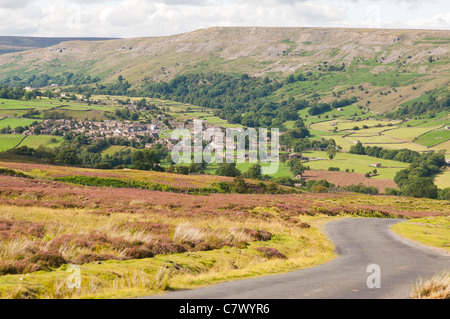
1 0 450 38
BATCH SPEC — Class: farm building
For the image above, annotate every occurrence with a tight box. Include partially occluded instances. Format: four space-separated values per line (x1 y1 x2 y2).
288 153 302 160
445 126 450 130
370 163 382 168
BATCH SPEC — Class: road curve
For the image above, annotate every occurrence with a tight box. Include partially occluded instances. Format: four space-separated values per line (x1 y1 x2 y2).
145 218 449 299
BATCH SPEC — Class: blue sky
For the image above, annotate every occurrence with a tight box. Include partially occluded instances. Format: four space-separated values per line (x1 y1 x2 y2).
1 0 449 37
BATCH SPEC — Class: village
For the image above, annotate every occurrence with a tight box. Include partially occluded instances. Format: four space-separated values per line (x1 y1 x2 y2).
17 112 243 152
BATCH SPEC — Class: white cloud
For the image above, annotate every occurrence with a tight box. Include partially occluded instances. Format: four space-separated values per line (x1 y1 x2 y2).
0 0 32 8
397 12 450 30
0 0 448 37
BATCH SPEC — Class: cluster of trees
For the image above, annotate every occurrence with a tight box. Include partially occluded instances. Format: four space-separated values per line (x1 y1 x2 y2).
139 73 285 127
349 142 447 199
339 184 379 195
65 72 358 128
1 72 101 88
215 163 270 181
215 163 241 177
350 143 446 166
303 179 335 193
68 80 132 96
281 134 337 154
308 97 357 116
393 164 442 199
285 72 312 83
288 157 305 177
2 132 167 171
0 85 27 100
387 93 450 119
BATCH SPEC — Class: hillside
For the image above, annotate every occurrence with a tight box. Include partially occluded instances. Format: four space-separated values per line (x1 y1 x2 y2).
0 27 449 113
0 36 117 55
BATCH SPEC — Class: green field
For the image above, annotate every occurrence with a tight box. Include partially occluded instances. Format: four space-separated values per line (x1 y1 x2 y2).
101 145 137 156
434 169 450 189
0 134 25 152
18 135 64 149
0 117 41 129
430 139 450 155
414 129 450 147
302 151 409 180
384 126 441 142
310 119 402 132
398 117 450 128
0 97 123 121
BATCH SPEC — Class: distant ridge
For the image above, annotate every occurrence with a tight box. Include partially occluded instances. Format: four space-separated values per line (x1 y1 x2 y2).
0 36 118 55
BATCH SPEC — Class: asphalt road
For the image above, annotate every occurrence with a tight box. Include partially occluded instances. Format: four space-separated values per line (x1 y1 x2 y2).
146 218 449 299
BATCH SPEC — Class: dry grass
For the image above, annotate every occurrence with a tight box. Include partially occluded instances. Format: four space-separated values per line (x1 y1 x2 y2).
410 271 450 299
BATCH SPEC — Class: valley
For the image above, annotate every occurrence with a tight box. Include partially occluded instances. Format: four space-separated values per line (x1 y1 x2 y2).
0 27 448 299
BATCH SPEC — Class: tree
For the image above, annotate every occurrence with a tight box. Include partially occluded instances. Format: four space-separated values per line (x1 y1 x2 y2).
349 142 365 155
283 128 310 139
327 147 336 160
55 148 81 166
175 165 190 175
438 188 450 201
233 176 248 193
215 163 241 177
24 91 34 101
132 149 159 170
242 163 262 180
137 98 147 108
293 118 305 128
401 177 438 199
313 185 328 193
288 158 305 176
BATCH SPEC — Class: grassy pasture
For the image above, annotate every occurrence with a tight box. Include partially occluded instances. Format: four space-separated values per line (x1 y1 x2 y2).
414 129 450 147
0 118 41 129
310 119 401 132
101 145 138 156
384 127 440 142
344 134 401 144
398 118 450 128
302 151 409 180
0 134 24 152
434 169 450 189
18 135 63 149
365 142 430 152
430 140 450 155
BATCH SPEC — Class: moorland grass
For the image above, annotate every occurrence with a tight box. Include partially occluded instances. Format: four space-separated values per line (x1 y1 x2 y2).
391 216 450 252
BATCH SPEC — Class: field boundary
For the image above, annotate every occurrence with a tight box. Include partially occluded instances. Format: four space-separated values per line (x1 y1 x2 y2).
412 125 448 146
13 135 28 149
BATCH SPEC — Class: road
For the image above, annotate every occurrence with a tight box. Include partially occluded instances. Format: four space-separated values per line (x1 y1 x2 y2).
145 218 449 299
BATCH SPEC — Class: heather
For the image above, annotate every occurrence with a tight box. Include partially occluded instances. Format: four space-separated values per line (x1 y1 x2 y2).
0 165 448 298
